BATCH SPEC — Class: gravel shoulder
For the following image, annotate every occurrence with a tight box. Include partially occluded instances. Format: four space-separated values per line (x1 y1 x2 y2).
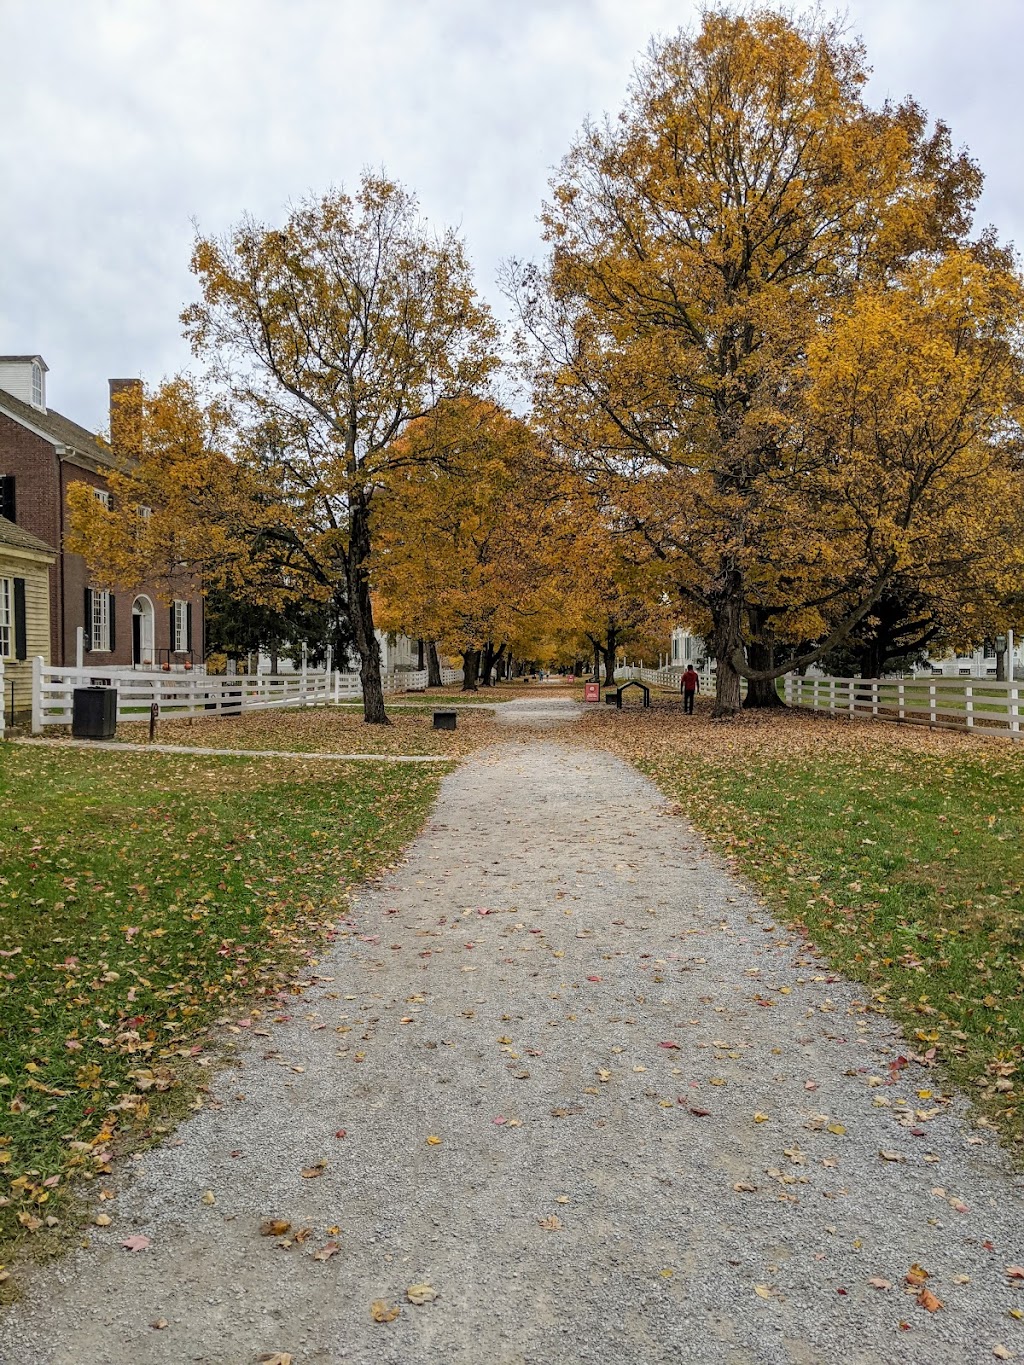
2 736 1023 1365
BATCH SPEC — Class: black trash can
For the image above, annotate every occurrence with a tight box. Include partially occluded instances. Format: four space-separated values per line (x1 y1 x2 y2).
433 709 457 730
72 687 117 739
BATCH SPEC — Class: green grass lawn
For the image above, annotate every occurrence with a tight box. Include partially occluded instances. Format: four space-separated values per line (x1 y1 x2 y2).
0 744 446 1275
584 703 1024 1153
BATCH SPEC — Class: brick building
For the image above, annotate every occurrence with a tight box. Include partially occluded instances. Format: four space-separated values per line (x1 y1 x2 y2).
0 356 203 668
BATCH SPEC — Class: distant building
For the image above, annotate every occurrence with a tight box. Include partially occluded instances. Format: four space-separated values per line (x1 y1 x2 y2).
669 627 706 668
0 357 203 668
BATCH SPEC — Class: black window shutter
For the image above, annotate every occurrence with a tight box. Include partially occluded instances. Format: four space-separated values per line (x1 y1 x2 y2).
13 578 27 660
186 601 193 652
0 476 15 523
108 593 116 652
83 587 93 651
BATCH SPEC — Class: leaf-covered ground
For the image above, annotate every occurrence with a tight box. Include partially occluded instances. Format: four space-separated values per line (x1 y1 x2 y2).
115 703 501 756
0 745 446 1273
580 699 1024 1153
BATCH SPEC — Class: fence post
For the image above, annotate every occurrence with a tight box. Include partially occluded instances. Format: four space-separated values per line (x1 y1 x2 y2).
871 680 879 717
31 654 44 734
1011 682 1020 738
783 672 791 705
828 677 835 713
965 683 974 729
929 682 936 727
812 677 819 710
0 654 4 739
898 680 905 721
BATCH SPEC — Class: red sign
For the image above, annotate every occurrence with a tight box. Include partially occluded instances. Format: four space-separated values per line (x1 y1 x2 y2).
583 682 600 702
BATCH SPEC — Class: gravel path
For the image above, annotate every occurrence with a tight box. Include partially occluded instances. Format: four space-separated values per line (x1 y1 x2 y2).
3 738 1023 1365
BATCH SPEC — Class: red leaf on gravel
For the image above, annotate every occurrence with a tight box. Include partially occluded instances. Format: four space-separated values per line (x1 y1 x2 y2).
586 975 602 983
659 1041 681 1050
1006 1266 1024 1280
334 1129 347 1139
121 1234 151 1252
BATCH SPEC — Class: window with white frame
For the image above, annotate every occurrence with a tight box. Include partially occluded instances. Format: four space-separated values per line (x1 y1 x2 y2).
0 577 11 658
91 589 111 651
31 362 43 408
138 504 152 521
93 487 111 510
173 599 188 652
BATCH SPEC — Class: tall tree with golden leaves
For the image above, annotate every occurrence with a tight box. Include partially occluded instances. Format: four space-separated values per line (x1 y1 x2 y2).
182 175 499 722
513 8 1023 714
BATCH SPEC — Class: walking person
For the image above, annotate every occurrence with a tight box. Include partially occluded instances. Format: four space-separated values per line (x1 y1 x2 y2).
681 664 699 714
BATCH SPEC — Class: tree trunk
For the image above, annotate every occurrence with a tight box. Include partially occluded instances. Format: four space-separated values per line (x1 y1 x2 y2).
347 495 388 724
480 642 495 687
601 645 616 687
592 644 601 681
743 637 785 709
462 648 480 691
712 595 743 717
996 645 1007 682
426 641 442 688
416 637 425 671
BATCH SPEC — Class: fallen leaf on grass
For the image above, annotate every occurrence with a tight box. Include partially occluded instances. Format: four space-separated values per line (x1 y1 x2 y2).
259 1219 291 1237
406 1283 437 1305
121 1235 151 1252
370 1300 400 1323
538 1215 562 1231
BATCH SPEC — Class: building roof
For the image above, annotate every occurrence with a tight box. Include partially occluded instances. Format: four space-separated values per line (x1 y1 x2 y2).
0 514 57 557
0 385 116 471
0 355 48 369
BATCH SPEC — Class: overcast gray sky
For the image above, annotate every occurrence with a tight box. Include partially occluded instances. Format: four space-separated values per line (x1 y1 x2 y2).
2 0 1021 433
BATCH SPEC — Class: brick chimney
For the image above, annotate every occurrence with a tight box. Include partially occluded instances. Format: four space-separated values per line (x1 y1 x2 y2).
108 378 143 455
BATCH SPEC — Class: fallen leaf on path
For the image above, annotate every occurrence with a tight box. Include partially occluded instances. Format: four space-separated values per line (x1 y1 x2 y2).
754 1284 772 1299
538 1215 562 1231
906 1263 930 1288
426 1135 442 1146
993 1347 1012 1361
370 1300 400 1323
1006 1267 1024 1280
733 1181 757 1193
406 1283 437 1305
659 1041 681 1050
867 1278 892 1290
259 1219 291 1237
258 1354 293 1364
917 1287 943 1312
879 1150 906 1163
94 1213 112 1227
150 1319 168 1329
201 1190 216 1205
753 1112 770 1124
312 1242 340 1262
827 1123 847 1136
334 1129 347 1139
120 1235 151 1252
301 1162 327 1179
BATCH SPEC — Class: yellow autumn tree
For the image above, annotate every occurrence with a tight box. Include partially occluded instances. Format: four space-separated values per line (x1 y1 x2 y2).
180 175 499 722
373 399 564 689
512 8 1023 713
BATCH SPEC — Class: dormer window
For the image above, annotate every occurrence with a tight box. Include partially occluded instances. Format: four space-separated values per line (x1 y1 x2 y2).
31 361 43 408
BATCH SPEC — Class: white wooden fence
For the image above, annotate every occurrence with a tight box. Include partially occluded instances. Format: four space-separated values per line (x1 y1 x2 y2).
28 659 468 732
784 672 1021 738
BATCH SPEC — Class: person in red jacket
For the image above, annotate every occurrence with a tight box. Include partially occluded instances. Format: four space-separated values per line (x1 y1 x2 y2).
681 664 700 714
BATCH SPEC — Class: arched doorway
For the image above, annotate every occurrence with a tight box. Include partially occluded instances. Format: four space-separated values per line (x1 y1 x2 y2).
132 595 155 667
